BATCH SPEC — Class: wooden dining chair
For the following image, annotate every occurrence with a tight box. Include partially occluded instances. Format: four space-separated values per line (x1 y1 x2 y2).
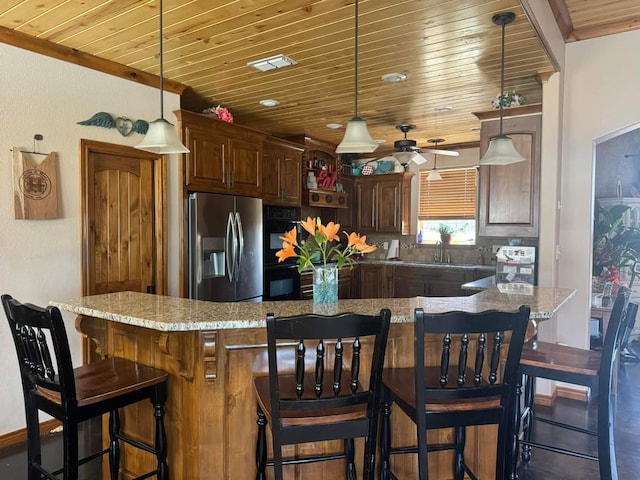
518 287 633 480
2 294 169 480
380 305 531 480
253 308 392 480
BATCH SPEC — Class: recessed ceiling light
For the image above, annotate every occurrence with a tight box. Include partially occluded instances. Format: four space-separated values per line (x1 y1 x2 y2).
326 123 343 129
247 54 297 72
374 139 386 144
381 72 407 83
434 105 454 112
259 99 280 107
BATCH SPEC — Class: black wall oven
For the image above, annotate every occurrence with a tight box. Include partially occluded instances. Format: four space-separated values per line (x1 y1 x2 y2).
263 206 301 300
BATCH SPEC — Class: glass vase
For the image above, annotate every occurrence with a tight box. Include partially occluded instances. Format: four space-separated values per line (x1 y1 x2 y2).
313 265 338 304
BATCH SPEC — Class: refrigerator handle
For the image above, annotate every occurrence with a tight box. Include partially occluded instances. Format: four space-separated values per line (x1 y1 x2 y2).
225 212 235 283
235 212 244 281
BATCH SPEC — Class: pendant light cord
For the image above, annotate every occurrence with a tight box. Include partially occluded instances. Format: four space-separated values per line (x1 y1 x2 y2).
498 17 506 135
159 0 165 119
354 0 359 118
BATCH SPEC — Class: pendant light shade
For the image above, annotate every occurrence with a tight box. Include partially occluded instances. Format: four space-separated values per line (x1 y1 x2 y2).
136 0 189 155
427 168 442 181
336 0 378 154
479 12 524 166
337 117 378 153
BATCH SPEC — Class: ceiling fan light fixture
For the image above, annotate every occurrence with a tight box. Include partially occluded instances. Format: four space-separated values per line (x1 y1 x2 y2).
479 11 525 166
336 117 378 153
336 0 378 154
136 0 189 155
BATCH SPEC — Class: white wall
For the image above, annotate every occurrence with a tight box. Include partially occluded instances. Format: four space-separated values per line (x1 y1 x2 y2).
558 29 640 347
0 43 181 435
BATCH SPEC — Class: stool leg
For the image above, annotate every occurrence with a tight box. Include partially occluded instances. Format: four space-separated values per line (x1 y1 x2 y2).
255 408 267 480
345 438 356 480
63 419 79 480
108 409 120 480
454 426 465 480
25 396 42 480
379 401 398 480
521 374 534 463
597 383 617 480
153 390 169 480
509 378 523 480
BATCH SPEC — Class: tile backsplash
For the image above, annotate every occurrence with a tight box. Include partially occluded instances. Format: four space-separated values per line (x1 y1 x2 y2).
364 233 538 267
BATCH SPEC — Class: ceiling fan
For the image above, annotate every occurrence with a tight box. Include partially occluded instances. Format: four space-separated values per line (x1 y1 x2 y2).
383 124 460 165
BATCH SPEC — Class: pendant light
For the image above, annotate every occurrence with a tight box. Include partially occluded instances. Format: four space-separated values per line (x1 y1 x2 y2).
479 12 525 166
136 0 189 154
336 0 378 154
426 138 444 181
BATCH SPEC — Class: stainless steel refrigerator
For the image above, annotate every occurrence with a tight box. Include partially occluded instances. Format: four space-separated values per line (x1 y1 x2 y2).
188 192 263 302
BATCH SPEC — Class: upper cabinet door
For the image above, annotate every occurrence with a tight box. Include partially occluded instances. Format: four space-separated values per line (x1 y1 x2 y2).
262 138 303 206
176 110 266 197
227 135 262 197
477 109 541 238
183 122 228 192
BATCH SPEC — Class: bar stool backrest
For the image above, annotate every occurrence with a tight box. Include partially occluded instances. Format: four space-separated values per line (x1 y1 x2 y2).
2 294 76 408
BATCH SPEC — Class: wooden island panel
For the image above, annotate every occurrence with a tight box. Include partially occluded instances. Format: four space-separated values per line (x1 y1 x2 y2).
63 290 575 479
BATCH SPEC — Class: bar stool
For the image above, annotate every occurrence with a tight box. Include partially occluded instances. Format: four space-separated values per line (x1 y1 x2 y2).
380 305 530 480
518 287 633 480
253 308 391 480
2 294 169 480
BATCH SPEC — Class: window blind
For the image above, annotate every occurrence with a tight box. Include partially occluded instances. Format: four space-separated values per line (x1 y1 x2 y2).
418 168 477 220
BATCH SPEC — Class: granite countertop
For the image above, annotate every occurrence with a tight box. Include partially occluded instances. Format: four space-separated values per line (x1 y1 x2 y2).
359 259 495 271
461 275 497 291
51 287 575 332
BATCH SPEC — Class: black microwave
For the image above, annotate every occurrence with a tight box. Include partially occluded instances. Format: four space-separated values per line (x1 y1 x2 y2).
263 206 301 267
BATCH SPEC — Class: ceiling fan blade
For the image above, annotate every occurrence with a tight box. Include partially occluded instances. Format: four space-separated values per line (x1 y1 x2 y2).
411 152 428 165
420 147 460 157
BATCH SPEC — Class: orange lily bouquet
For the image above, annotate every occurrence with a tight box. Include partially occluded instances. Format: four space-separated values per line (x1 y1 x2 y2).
276 217 377 272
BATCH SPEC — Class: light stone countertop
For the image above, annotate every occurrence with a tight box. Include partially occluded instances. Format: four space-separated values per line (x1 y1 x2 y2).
51 287 575 332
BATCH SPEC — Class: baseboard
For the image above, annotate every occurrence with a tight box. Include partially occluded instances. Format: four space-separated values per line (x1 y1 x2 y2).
533 385 589 406
556 385 589 402
0 419 62 450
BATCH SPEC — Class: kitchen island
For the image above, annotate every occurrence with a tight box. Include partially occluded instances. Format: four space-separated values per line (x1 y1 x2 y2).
52 288 574 479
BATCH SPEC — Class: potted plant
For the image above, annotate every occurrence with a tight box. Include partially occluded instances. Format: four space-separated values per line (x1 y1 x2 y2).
437 224 454 243
592 200 640 292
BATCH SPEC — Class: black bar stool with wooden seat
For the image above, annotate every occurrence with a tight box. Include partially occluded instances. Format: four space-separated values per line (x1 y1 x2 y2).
380 305 531 480
518 287 633 480
2 294 169 480
253 308 392 480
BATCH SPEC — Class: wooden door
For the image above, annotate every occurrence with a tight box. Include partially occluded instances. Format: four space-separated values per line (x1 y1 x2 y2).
356 179 376 232
280 150 302 204
336 176 355 231
227 135 262 197
82 140 166 297
477 113 541 237
184 122 228 192
376 177 402 233
359 264 386 298
262 143 281 204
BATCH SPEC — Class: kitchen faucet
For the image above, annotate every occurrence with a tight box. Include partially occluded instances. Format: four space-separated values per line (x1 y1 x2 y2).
434 240 444 263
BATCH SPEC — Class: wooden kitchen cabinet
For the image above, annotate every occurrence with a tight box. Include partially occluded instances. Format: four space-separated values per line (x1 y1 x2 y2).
359 264 391 298
335 175 355 231
474 104 542 237
391 265 475 298
262 137 303 206
300 266 354 300
176 109 266 197
355 173 413 234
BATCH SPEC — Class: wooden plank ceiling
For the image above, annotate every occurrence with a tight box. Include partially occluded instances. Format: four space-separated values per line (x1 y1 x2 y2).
0 0 638 151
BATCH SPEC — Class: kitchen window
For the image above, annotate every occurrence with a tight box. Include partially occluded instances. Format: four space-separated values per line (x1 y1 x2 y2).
417 167 478 245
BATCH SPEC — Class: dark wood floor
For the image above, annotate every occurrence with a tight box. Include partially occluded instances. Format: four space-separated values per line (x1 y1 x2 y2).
2 347 639 479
